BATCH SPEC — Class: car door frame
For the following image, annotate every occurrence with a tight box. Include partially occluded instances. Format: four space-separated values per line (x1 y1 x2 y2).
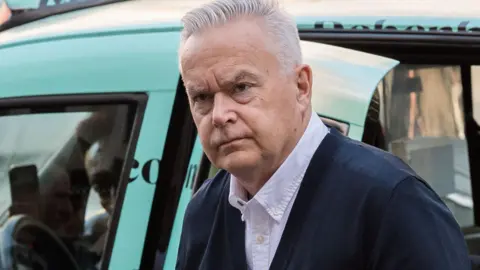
138 78 198 270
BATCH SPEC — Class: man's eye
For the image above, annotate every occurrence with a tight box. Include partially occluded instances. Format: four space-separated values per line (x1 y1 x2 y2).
234 83 250 93
193 94 209 102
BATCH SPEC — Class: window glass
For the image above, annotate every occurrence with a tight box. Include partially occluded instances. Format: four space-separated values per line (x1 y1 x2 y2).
377 64 472 227
0 104 133 269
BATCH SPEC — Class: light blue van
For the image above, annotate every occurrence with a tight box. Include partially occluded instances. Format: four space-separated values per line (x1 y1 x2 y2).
0 0 479 269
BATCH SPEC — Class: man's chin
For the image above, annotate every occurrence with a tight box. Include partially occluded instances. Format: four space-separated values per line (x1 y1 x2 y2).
217 151 258 174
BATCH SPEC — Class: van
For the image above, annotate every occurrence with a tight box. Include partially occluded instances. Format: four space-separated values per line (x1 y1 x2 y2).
0 0 479 269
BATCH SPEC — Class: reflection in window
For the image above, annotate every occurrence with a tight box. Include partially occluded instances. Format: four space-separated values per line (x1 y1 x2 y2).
375 65 472 227
0 105 133 270
0 0 11 26
471 66 480 124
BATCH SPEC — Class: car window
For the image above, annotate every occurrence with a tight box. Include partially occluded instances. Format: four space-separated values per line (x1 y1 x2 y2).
0 103 135 270
374 64 472 227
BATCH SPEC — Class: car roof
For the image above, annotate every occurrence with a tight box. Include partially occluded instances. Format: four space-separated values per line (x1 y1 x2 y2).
1 0 480 48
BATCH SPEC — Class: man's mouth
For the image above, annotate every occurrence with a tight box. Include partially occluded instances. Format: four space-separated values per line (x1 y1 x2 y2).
218 138 245 148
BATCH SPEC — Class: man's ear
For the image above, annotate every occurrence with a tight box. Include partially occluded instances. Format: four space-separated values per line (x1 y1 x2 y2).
295 64 313 105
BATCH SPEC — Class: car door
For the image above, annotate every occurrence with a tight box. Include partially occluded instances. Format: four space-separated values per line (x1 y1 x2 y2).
0 93 148 270
0 25 195 270
301 40 399 140
145 40 399 270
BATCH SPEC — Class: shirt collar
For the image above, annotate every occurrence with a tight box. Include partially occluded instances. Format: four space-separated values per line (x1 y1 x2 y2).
228 111 329 222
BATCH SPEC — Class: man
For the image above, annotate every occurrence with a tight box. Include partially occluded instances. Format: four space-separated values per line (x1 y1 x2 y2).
176 0 471 269
76 109 127 254
83 139 121 255
446 66 465 139
40 165 78 237
405 68 424 140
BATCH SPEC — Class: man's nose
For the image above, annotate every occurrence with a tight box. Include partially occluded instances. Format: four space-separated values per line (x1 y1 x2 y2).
211 93 236 127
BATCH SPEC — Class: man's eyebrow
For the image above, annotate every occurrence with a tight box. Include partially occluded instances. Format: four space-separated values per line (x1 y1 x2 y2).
184 70 261 94
220 70 260 85
184 83 207 95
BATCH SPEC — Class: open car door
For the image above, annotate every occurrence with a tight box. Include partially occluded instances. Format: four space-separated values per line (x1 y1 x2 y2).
303 40 399 140
0 19 196 270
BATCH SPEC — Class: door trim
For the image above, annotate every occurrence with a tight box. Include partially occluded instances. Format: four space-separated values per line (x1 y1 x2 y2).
138 78 197 270
101 93 148 269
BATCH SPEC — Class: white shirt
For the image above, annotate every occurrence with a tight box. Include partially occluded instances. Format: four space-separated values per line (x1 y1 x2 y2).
228 111 329 270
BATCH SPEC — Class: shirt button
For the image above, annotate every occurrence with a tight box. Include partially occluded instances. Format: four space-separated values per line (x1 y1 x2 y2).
256 235 264 244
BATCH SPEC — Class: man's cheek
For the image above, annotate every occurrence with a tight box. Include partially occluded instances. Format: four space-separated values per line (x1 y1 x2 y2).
198 131 214 156
192 113 202 127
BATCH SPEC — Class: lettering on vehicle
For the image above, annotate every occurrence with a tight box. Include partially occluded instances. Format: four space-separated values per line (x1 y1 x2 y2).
314 20 480 33
129 158 198 189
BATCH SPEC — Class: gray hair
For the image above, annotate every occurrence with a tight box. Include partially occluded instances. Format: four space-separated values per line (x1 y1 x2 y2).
179 0 302 73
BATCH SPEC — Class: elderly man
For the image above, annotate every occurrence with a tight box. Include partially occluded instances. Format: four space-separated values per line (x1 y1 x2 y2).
176 0 471 269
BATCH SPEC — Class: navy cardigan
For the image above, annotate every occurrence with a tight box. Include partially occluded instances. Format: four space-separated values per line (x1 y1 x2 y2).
176 129 470 270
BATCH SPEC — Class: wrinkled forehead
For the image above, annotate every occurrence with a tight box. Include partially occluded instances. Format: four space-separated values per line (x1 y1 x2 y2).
184 66 263 93
179 19 280 82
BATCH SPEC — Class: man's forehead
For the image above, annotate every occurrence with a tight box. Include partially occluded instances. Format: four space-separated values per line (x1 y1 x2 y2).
180 19 281 91
184 67 260 90
180 19 274 66
181 40 262 71
181 39 276 82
